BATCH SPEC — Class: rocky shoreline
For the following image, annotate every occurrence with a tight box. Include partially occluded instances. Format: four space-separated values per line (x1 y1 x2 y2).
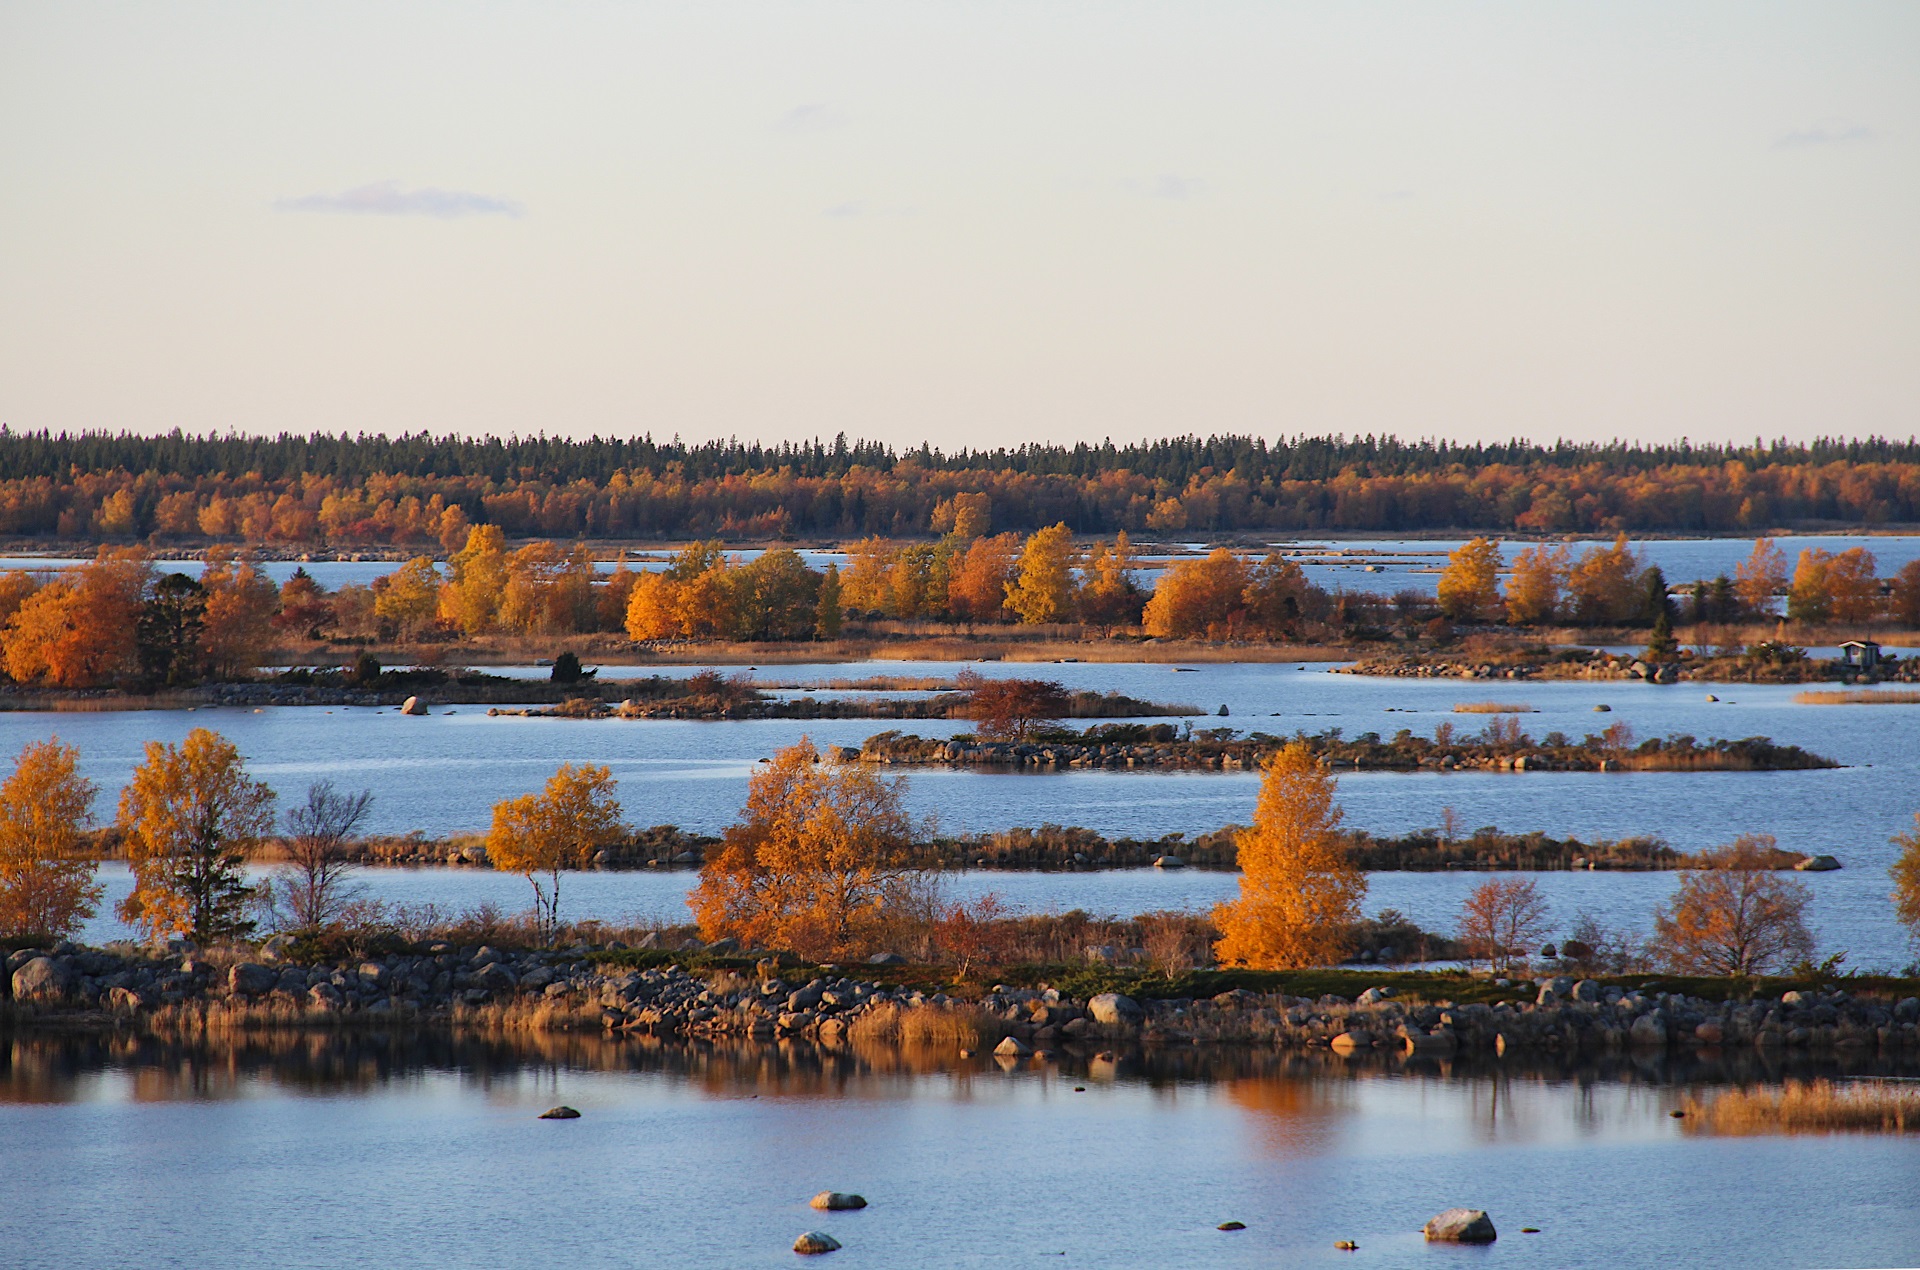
1337 649 1919 685
851 728 1837 774
8 943 1916 1062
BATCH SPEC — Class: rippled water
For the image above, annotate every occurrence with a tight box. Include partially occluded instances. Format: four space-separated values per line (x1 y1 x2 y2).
2 1032 1916 1270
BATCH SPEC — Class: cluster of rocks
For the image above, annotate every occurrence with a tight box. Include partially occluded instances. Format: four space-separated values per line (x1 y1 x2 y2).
854 729 1833 775
1078 979 1920 1058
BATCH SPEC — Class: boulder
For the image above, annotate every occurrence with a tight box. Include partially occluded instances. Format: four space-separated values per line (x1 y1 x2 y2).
400 696 428 716
809 1192 867 1211
1356 986 1394 1005
228 963 277 996
793 1231 841 1255
1629 1012 1669 1047
1795 854 1842 872
1571 979 1601 1003
994 1036 1032 1057
259 933 299 963
1088 992 1142 1025
1424 1209 1497 1243
865 952 907 965
1151 855 1185 869
1329 1030 1374 1054
538 1106 581 1120
11 956 67 1002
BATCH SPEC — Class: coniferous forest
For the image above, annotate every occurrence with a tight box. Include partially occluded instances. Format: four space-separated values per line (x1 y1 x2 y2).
3 428 1920 544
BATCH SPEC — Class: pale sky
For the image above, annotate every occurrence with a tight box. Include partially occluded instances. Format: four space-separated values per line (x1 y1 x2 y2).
1 3 1915 451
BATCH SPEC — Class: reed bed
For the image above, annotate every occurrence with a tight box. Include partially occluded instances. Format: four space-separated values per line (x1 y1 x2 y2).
1793 689 1920 705
1452 701 1535 714
1683 1080 1920 1134
845 1001 1002 1049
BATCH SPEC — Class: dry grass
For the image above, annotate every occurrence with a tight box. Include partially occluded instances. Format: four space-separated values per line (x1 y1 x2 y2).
1453 701 1536 714
1794 689 1920 705
846 1001 1002 1049
1683 1080 1920 1134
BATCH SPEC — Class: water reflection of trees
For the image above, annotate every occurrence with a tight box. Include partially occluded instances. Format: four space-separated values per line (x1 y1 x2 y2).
5 1028 1917 1112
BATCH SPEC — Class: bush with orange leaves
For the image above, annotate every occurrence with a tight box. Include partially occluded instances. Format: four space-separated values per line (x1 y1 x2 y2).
1213 740 1367 969
690 740 923 961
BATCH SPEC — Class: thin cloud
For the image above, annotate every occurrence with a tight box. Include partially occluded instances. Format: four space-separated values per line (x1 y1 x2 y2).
274 181 524 218
775 102 845 133
823 201 865 218
1773 123 1874 150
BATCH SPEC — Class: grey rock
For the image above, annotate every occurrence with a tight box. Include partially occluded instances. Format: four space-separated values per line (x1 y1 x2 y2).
400 695 428 716
1088 992 1143 1025
228 963 277 996
538 1105 581 1119
1571 979 1601 1003
809 1192 867 1211
866 952 907 965
1151 854 1185 869
793 1231 841 1255
259 934 298 963
1795 854 1842 872
11 957 67 1002
994 1035 1032 1057
1424 1209 1497 1243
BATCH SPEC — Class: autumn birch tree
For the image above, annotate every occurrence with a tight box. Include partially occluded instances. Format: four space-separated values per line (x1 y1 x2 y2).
1436 537 1502 622
0 739 101 942
487 763 626 943
1213 741 1366 968
690 739 920 960
1651 836 1816 975
117 728 277 944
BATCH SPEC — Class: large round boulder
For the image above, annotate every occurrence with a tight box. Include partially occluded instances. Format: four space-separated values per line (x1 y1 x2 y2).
809 1192 867 1211
228 963 277 996
793 1231 841 1255
11 957 68 1003
1088 992 1142 1025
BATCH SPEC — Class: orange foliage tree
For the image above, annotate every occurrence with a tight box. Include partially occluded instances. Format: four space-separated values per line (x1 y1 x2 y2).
1436 537 1502 621
947 533 1020 623
1457 877 1552 971
116 728 277 943
1651 835 1816 975
1735 538 1788 616
200 551 279 678
486 763 626 943
689 739 921 960
1141 549 1249 638
1892 814 1920 944
1504 544 1570 625
1213 741 1366 968
1 549 151 688
440 524 509 635
1079 532 1144 633
0 739 101 941
1565 534 1642 623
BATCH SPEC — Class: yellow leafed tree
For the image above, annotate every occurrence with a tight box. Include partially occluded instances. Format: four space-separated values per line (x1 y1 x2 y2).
1005 523 1076 624
0 739 101 942
486 763 626 943
1213 741 1366 968
116 728 277 943
1436 537 1502 621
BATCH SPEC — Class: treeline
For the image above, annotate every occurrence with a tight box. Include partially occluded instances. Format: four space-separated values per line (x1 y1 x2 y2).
9 428 1920 542
1437 535 1920 630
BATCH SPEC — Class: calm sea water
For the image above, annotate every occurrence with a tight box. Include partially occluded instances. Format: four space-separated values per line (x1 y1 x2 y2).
2 1035 1916 1270
17 659 1919 966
